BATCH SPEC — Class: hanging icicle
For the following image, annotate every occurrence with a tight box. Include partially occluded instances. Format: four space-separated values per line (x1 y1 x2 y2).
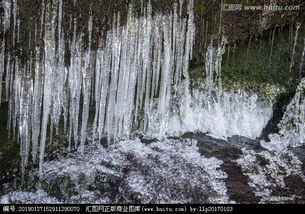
289 22 301 74
2 0 196 175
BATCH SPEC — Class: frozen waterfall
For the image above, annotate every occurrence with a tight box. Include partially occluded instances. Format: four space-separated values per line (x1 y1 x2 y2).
1 0 196 175
0 0 274 176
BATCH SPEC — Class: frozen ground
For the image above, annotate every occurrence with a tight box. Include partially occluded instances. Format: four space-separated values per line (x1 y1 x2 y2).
1 134 304 204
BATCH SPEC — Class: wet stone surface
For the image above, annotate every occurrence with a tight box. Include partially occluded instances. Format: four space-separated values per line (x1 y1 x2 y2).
181 133 262 203
1 133 305 204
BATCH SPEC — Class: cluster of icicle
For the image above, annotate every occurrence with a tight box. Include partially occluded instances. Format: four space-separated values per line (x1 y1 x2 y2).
0 0 282 178
0 0 16 106
204 36 227 94
0 0 195 175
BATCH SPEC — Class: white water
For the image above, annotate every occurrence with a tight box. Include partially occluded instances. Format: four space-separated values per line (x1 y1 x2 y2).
159 83 273 140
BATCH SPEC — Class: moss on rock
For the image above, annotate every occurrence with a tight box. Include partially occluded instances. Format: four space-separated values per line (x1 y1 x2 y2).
190 25 305 104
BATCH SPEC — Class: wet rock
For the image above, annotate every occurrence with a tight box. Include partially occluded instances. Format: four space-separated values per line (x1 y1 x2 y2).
181 132 261 203
1 138 231 204
1 134 305 204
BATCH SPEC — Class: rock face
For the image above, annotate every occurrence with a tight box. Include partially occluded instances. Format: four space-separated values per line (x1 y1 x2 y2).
1 0 303 60
192 0 304 60
220 0 304 41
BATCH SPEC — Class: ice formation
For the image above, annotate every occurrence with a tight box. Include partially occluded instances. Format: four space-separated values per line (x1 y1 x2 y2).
162 83 272 140
1 138 231 204
235 146 305 203
1 0 196 174
235 78 305 203
257 78 305 153
277 78 305 147
1 0 305 206
0 0 276 176
289 23 301 74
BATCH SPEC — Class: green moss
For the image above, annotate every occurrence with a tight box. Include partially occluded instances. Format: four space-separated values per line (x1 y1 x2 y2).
222 71 288 104
189 64 206 82
190 26 305 104
189 64 287 104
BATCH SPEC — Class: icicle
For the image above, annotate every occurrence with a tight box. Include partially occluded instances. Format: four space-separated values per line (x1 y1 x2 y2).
79 14 93 154
0 0 11 106
68 18 82 150
226 45 230 68
269 28 276 63
179 0 184 16
4 0 18 103
20 74 33 183
58 0 63 42
5 55 11 101
106 14 121 143
97 44 110 142
92 48 102 142
50 0 65 138
246 36 252 67
12 0 17 47
299 38 305 80
2 0 11 32
142 3 153 132
39 1 57 175
204 36 227 95
4 0 198 176
178 0 195 128
0 36 4 106
157 18 172 138
289 23 301 73
31 48 43 162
